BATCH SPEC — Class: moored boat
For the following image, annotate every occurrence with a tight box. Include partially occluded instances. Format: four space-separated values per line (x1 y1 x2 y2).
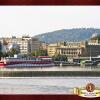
0 56 54 68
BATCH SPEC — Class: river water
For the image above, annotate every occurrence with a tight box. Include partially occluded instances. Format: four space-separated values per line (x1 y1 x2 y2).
0 77 100 94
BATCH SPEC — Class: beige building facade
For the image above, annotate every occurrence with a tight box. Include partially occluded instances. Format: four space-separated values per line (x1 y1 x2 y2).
47 34 100 58
47 43 60 57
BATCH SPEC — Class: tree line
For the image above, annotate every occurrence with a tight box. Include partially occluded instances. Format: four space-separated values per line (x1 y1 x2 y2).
0 49 68 62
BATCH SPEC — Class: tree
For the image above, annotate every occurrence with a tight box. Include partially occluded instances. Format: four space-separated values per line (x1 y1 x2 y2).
7 48 19 57
52 54 68 62
0 52 9 59
2 52 9 57
0 51 3 58
32 50 48 57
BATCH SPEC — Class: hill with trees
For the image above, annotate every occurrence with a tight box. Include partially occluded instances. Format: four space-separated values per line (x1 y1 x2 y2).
34 28 100 43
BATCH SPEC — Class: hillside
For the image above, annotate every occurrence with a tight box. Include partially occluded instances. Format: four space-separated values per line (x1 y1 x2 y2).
34 28 100 43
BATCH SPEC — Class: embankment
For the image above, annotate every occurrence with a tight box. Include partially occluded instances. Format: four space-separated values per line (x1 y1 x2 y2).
0 71 100 77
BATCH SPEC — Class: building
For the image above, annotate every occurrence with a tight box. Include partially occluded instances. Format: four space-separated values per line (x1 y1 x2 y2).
30 37 41 53
85 33 100 57
47 41 87 57
47 43 60 57
47 33 100 58
1 36 41 54
41 42 48 50
0 36 42 55
19 39 30 55
0 39 9 53
0 36 31 55
56 41 87 58
88 33 100 45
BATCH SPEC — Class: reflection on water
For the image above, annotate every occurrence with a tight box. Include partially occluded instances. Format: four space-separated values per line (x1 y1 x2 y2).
0 77 100 94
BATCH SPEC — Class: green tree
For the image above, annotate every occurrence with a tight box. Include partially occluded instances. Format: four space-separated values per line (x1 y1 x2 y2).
3 52 9 57
32 50 48 57
0 52 9 59
0 51 3 58
7 48 19 57
52 54 67 62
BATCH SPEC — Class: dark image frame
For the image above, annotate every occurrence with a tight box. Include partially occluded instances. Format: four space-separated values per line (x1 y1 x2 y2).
0 0 100 100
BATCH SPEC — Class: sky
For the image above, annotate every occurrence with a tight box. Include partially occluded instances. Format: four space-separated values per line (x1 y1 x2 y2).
0 6 100 37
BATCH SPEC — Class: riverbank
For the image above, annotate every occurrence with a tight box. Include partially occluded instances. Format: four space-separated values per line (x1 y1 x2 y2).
1 66 100 71
1 71 100 77
0 67 100 77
